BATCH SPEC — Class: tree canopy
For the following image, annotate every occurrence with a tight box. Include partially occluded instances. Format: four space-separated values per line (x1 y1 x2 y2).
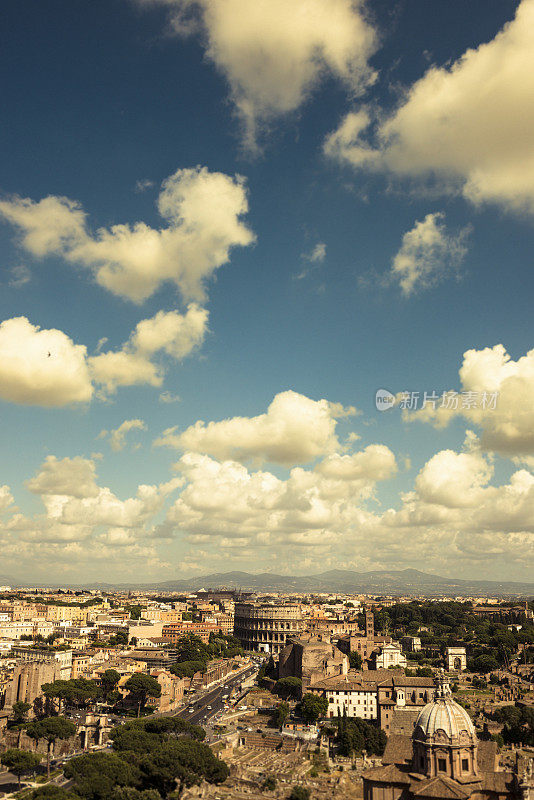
26 716 77 778
297 693 328 724
273 677 302 700
124 674 161 716
65 715 228 799
1 748 41 789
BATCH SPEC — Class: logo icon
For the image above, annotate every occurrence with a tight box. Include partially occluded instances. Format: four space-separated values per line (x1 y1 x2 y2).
375 389 395 411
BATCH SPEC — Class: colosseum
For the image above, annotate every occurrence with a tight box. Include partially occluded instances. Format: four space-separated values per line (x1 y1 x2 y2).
233 602 304 654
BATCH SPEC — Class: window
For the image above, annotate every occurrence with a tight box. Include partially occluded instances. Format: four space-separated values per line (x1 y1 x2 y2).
462 759 469 772
438 759 447 772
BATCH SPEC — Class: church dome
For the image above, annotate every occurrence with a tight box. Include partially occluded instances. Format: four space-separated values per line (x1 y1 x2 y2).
413 674 476 742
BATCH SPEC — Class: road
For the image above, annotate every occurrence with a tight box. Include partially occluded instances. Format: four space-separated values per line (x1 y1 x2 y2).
176 663 258 728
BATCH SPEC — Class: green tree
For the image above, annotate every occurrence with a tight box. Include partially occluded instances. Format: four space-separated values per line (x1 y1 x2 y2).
273 702 289 728
174 634 210 665
41 680 73 714
27 716 77 778
288 787 310 800
64 751 140 800
1 748 41 790
31 785 79 800
349 652 362 669
297 693 328 724
139 739 228 796
338 718 387 757
12 701 32 724
273 677 302 700
112 789 160 800
263 775 277 791
469 654 499 674
124 674 162 717
170 661 206 679
100 669 121 700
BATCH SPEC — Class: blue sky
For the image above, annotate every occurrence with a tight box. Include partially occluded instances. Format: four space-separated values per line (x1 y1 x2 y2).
0 0 533 584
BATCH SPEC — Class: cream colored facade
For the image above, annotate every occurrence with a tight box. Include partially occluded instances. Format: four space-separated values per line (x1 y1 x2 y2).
234 602 303 655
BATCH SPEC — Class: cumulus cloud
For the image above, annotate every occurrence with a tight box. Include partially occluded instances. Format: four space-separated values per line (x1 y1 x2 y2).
155 390 357 465
0 486 14 512
0 306 207 407
3 439 533 580
89 303 208 394
0 166 255 303
409 344 534 456
11 455 182 546
0 317 93 407
159 438 534 580
163 442 395 543
379 446 534 556
389 213 470 296
314 445 397 482
26 456 100 499
324 0 534 214
139 0 376 151
99 419 147 452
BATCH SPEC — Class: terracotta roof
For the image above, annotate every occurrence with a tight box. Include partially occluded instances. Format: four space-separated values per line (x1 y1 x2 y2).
477 740 498 773
309 673 377 690
390 676 435 688
382 734 413 765
481 771 514 793
410 776 471 799
362 763 411 784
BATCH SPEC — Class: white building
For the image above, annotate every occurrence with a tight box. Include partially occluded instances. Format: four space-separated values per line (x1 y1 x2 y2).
446 647 467 672
309 673 378 720
373 643 407 669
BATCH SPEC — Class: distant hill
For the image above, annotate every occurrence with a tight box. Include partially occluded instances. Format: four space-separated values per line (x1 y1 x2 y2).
5 569 533 596
137 568 534 597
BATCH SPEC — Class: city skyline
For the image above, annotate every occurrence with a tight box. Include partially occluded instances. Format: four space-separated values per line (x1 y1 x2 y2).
1 0 534 583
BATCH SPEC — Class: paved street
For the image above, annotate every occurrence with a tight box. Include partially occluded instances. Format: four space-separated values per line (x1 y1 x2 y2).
176 663 258 728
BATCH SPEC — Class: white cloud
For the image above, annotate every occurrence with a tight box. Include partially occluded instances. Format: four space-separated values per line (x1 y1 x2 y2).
409 344 534 456
155 390 357 465
26 456 100 499
160 440 532 578
99 419 147 452
413 448 492 509
0 305 207 407
3 439 533 581
324 0 534 214
164 442 395 543
0 486 14 512
0 317 93 407
314 445 397 482
89 303 208 394
140 0 376 151
130 303 208 359
304 243 326 263
295 242 327 280
0 166 255 303
389 213 470 296
10 455 182 546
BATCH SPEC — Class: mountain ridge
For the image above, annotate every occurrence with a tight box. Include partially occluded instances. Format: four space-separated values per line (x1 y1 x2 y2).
1 569 532 596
